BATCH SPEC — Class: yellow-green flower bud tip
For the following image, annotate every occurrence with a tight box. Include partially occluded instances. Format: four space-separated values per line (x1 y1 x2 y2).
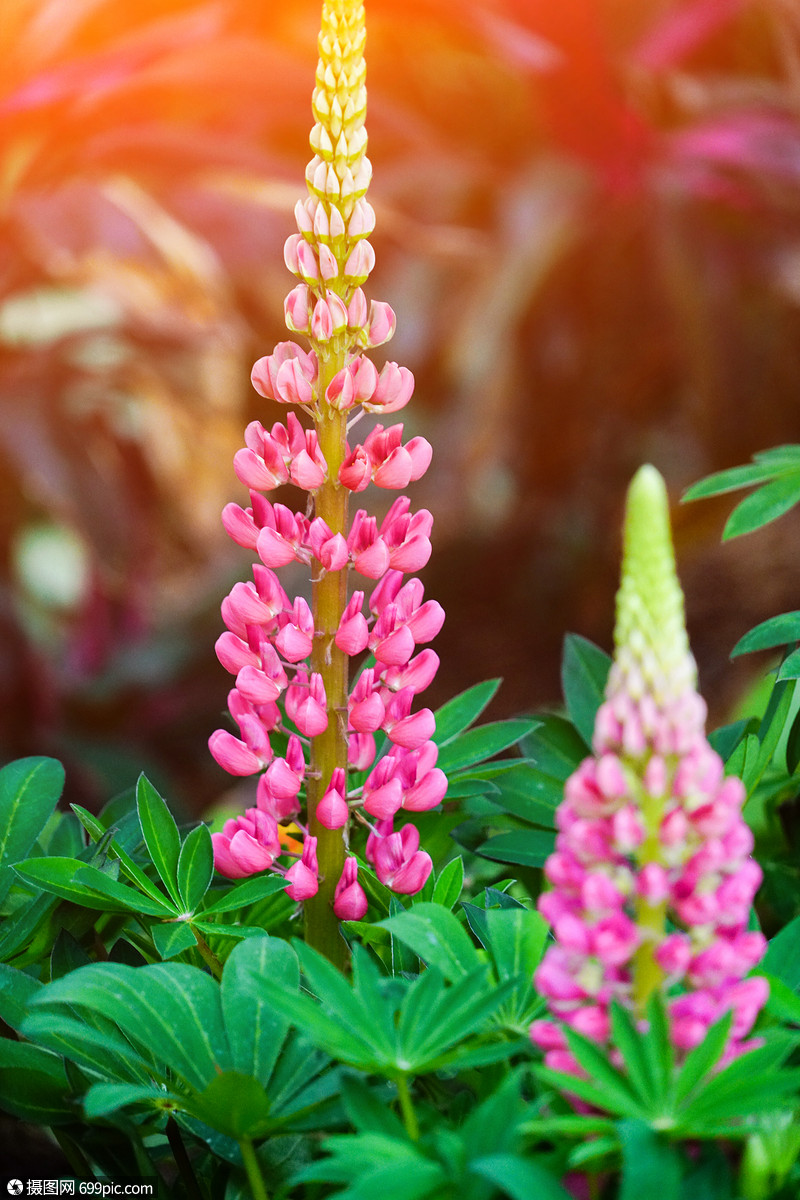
611 464 696 705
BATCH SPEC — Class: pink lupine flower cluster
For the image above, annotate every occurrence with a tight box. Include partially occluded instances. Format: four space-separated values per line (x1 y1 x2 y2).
531 466 768 1078
209 0 442 927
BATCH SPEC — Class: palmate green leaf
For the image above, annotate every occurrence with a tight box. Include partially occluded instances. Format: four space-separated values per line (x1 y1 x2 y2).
71 804 171 906
401 969 517 1067
731 611 800 657
561 635 612 746
470 1153 573 1200
294 1132 445 1200
73 863 178 916
609 1002 663 1106
25 961 230 1092
223 935 298 1085
200 873 288 914
433 678 502 744
254 948 388 1069
674 1011 732 1104
177 822 214 912
136 774 182 907
475 829 556 868
618 1120 682 1200
13 856 173 915
22 1008 153 1082
0 756 65 906
436 720 537 776
379 903 481 981
723 472 800 540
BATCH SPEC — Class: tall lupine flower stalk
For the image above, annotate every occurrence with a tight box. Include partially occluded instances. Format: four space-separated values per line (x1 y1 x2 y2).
209 0 443 965
531 466 767 1079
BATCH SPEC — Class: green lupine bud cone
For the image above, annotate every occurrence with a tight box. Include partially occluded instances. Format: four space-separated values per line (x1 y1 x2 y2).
611 464 696 707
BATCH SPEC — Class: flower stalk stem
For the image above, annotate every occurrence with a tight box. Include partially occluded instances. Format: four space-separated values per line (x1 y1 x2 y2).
304 347 349 969
396 1074 419 1141
239 1138 270 1200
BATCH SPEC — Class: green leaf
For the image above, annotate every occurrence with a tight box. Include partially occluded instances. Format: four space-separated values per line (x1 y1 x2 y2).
708 719 754 764
674 1011 732 1103
0 1040 73 1125
777 646 800 681
742 680 795 794
0 757 65 905
520 714 588 780
0 961 42 1030
608 1003 660 1106
787 708 800 774
618 1120 682 1200
434 678 502 744
560 1029 645 1118
177 823 214 912
560 635 611 746
71 805 170 906
683 462 783 501
764 973 800 1023
201 873 288 914
379 904 481 980
222 935 298 1085
470 1153 573 1200
73 863 178 915
151 921 198 960
763 915 800 989
483 907 547 982
731 612 800 657
136 774 182 907
483 764 561 823
83 1082 168 1120
723 473 800 539
431 858 464 910
754 445 800 467
25 962 230 1091
475 829 556 868
339 1076 405 1138
50 930 92 980
12 856 168 914
191 1070 272 1139
436 720 536 776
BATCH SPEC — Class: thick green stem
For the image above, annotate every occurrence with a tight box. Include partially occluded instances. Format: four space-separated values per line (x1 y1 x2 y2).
396 1075 420 1141
239 1138 269 1200
191 923 224 980
304 344 349 969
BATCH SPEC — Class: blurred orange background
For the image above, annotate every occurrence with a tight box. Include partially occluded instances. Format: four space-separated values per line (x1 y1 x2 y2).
2 0 800 814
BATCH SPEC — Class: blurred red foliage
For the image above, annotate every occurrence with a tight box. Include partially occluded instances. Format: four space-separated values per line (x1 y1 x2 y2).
2 0 800 812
